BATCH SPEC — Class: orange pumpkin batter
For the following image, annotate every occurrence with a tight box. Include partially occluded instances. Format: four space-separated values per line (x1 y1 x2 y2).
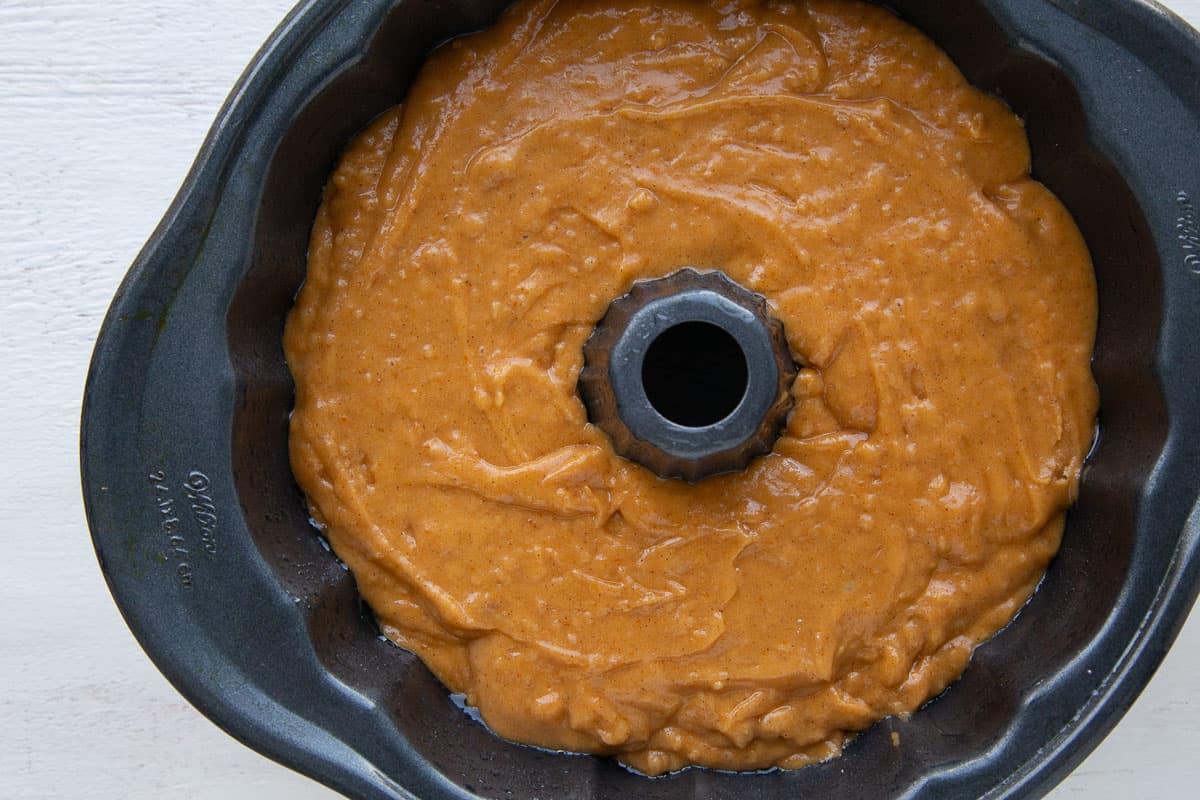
284 0 1098 774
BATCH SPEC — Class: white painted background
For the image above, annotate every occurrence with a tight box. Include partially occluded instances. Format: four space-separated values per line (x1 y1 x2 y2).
1 0 1197 797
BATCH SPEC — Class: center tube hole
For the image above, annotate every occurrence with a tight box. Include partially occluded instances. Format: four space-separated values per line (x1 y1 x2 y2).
641 321 749 428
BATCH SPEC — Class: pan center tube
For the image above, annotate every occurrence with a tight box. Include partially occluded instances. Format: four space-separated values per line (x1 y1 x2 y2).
578 268 798 482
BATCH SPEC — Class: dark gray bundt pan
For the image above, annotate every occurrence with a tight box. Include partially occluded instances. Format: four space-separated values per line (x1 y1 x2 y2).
81 1 1200 798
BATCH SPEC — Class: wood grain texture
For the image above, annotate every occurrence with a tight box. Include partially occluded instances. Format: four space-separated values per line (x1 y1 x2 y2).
1 0 1196 797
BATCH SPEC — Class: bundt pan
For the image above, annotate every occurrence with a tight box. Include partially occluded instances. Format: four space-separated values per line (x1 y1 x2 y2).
81 1 1200 798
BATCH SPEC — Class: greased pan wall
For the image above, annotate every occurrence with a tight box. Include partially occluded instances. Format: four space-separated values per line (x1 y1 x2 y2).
81 1 1200 799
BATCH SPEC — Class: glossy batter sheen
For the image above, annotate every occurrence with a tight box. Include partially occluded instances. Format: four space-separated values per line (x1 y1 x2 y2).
285 0 1098 774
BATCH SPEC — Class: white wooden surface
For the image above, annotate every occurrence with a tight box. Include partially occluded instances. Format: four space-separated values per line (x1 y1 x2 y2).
1 1 1197 797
